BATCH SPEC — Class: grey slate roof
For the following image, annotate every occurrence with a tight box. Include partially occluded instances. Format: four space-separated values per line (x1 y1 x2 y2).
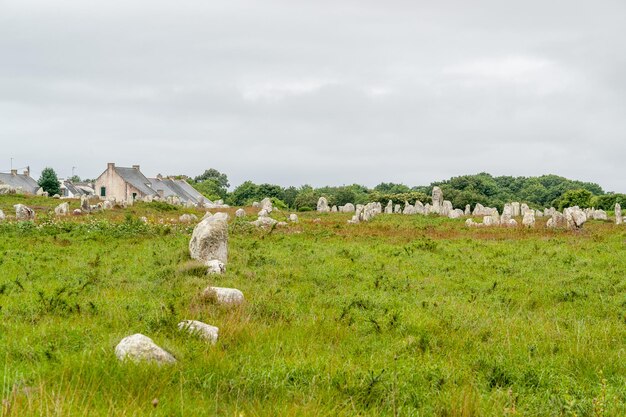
148 178 207 204
62 181 83 196
0 172 41 194
114 167 157 196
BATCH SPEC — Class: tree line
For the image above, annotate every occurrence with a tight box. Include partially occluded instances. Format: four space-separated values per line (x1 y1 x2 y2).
190 170 625 211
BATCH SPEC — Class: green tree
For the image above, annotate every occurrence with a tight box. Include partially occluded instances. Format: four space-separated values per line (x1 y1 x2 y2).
228 181 259 206
69 175 81 183
193 168 229 188
37 167 60 196
553 189 594 210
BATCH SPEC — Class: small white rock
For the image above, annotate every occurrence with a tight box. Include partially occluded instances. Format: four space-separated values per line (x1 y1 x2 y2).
203 287 244 305
115 333 176 364
178 320 219 344
206 259 226 274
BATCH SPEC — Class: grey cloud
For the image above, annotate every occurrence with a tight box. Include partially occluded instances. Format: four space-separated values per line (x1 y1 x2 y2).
1 0 624 191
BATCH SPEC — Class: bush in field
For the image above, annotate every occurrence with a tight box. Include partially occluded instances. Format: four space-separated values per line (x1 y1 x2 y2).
591 193 626 210
553 189 594 210
38 167 61 196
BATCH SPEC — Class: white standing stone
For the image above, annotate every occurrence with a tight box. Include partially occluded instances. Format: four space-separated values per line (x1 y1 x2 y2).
235 208 246 218
331 205 338 212
593 210 608 220
14 204 35 220
522 210 535 228
54 202 70 216
189 212 228 265
384 200 393 214
616 203 622 225
260 198 273 213
341 203 355 213
289 213 298 222
431 186 443 214
464 204 471 216
394 204 401 214
178 320 219 344
0 209 5 221
115 334 176 364
511 202 521 217
203 287 244 305
317 197 330 213
441 200 453 217
564 207 587 230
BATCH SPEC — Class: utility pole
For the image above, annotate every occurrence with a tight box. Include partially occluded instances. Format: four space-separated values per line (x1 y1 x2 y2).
10 157 13 170
72 166 76 178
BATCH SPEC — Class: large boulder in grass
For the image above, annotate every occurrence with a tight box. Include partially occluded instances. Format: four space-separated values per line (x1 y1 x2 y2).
522 210 535 228
0 209 5 221
14 204 35 220
564 207 587 230
115 334 176 364
260 198 273 213
616 203 623 225
178 320 219 344
203 286 244 305
189 212 228 265
235 208 246 218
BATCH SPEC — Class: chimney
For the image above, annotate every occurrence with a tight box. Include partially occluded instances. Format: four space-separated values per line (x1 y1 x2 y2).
156 173 163 180
107 162 115 170
11 169 17 176
23 166 30 176
132 165 140 171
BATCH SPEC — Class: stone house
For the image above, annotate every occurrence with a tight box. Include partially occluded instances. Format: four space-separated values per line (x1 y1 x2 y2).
94 163 207 205
94 163 157 202
0 168 42 194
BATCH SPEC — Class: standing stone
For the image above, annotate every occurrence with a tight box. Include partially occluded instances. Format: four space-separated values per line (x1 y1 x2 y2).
103 200 113 210
441 200 453 217
317 197 330 213
178 320 219 344
260 198 273 213
564 207 587 230
431 187 443 214
80 195 91 213
54 202 70 216
592 210 608 220
14 204 35 220
258 209 269 218
448 209 464 219
403 202 415 215
394 204 401 214
384 200 393 214
341 203 355 213
520 203 530 217
189 212 228 265
511 202 520 217
289 213 298 222
547 211 566 228
616 203 623 225
501 203 513 224
115 334 176 364
235 208 246 218
252 201 260 208
0 209 5 221
464 204 471 216
331 205 338 212
522 210 535 228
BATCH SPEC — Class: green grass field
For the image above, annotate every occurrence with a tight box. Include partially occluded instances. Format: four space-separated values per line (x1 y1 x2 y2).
1 195 625 416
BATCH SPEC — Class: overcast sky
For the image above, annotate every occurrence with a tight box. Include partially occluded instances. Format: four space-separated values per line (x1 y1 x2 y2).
1 0 624 191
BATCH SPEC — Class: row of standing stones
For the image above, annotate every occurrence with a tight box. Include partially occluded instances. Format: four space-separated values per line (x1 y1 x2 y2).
314 186 623 230
116 211 244 364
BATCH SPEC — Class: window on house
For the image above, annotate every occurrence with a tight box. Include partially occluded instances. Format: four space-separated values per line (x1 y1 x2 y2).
100 187 106 197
